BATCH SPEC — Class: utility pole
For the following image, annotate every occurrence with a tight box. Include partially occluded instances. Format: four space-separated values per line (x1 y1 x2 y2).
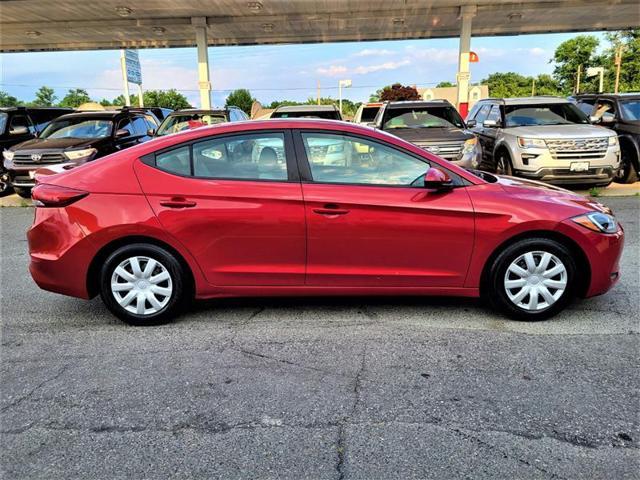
317 80 320 105
614 45 623 94
575 64 582 94
531 78 536 96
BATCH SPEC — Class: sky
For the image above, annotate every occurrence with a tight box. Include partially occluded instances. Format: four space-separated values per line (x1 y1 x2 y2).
0 31 608 108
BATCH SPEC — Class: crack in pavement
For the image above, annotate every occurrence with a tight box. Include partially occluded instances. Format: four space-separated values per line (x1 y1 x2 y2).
0 364 70 414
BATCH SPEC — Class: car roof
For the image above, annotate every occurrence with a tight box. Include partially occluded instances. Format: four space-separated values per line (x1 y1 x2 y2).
273 105 338 112
479 96 570 105
0 106 72 112
385 100 454 108
170 109 227 115
52 110 127 121
575 93 640 100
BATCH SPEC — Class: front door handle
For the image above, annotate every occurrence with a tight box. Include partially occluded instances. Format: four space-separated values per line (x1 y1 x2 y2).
159 197 197 209
313 203 350 216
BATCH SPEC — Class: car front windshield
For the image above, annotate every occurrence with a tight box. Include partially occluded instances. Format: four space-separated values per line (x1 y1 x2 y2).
40 118 113 139
383 106 464 129
156 114 226 136
504 103 589 127
620 99 640 121
0 113 7 134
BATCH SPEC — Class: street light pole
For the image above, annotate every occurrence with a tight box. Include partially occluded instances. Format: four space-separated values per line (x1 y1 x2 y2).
338 79 352 115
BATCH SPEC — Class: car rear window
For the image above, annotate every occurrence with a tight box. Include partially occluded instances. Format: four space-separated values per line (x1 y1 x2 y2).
271 110 341 120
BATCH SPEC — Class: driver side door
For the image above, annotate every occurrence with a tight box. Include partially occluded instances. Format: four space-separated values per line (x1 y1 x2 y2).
295 131 475 287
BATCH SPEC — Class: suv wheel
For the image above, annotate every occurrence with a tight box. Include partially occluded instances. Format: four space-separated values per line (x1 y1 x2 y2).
0 171 13 198
614 146 639 184
487 238 576 321
495 150 513 176
100 243 188 326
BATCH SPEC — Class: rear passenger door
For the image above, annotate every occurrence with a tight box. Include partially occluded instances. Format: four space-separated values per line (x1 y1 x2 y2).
475 104 502 168
134 130 306 286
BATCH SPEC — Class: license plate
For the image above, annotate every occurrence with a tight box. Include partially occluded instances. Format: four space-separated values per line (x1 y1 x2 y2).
28 170 36 179
570 162 589 172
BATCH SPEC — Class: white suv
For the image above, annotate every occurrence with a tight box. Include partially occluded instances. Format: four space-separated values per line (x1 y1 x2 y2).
466 97 620 187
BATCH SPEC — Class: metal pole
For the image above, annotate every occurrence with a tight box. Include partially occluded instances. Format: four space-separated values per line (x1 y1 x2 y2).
598 69 604 93
120 50 131 106
575 64 582 94
531 78 536 96
614 46 622 94
193 17 211 110
339 83 342 115
317 80 320 105
455 5 476 118
137 84 144 107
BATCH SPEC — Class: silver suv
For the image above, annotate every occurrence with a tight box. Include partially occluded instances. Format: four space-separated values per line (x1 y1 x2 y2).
466 97 620 186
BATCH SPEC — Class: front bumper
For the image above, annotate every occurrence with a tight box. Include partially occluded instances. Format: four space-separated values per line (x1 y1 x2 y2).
5 160 78 188
516 167 615 186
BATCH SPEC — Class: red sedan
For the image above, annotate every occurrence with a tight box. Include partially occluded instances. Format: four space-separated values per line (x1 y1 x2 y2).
27 119 624 325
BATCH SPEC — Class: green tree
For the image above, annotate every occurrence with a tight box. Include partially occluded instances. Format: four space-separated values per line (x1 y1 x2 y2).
599 29 640 93
59 88 92 108
533 74 560 96
266 99 302 109
143 89 191 110
436 81 456 88
551 35 600 94
225 89 255 115
32 86 57 106
481 72 533 97
0 91 21 107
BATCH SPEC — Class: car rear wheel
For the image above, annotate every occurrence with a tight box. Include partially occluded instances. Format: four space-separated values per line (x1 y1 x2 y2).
614 146 639 184
494 149 513 176
100 243 187 325
14 187 32 199
487 238 576 321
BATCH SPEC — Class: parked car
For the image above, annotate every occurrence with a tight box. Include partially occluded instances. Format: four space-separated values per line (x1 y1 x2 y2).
572 93 640 184
372 100 479 168
3 108 158 197
0 107 72 196
145 107 173 122
28 119 623 325
270 104 342 120
466 96 620 187
353 102 383 125
154 107 248 136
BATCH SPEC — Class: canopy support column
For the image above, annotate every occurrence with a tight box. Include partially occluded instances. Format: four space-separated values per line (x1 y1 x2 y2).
193 17 211 109
456 5 476 118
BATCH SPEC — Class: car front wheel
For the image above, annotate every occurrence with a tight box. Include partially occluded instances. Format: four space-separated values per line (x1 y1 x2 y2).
0 171 13 198
487 238 576 321
100 243 188 325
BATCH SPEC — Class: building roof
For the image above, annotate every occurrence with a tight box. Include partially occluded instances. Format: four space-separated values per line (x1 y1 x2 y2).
2 0 639 52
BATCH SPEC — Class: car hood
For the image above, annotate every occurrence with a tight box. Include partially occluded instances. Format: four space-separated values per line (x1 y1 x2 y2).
10 137 104 152
384 127 474 144
495 174 610 214
505 124 615 139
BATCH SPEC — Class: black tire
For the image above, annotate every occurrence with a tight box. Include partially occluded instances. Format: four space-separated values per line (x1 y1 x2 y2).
494 149 513 176
14 187 32 199
486 238 577 321
0 171 14 198
100 243 188 326
614 146 639 184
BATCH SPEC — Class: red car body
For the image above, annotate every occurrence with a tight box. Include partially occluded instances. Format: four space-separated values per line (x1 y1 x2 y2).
27 120 623 312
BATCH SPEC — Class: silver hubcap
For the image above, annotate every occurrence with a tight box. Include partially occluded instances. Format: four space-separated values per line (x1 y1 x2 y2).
111 256 173 315
504 251 568 312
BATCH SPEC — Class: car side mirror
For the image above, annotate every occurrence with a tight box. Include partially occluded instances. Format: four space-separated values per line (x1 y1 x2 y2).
600 112 616 124
147 128 156 136
483 119 499 128
115 128 130 138
424 167 453 191
589 115 600 124
466 119 476 128
10 126 29 135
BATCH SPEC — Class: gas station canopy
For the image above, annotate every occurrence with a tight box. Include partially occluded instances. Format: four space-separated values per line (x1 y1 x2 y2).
1 0 638 53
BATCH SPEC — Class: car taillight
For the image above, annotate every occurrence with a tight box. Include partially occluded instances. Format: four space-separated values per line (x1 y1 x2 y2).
31 184 89 208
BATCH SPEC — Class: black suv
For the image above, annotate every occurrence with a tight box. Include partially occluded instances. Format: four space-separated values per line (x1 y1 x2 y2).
154 107 249 136
573 93 640 183
372 100 478 167
3 108 158 197
0 107 72 196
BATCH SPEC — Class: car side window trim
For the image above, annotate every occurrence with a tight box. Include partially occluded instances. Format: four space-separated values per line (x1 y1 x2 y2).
291 129 467 188
141 129 301 183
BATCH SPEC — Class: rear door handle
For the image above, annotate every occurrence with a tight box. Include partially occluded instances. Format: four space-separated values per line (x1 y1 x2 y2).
159 197 197 209
313 203 350 216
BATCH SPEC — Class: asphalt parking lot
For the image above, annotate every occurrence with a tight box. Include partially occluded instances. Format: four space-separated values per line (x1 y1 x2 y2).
1 197 639 480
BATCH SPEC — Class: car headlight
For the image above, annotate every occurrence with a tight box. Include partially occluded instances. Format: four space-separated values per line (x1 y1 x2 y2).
2 150 15 161
64 148 97 161
517 137 546 149
461 137 477 154
608 135 618 146
572 212 618 234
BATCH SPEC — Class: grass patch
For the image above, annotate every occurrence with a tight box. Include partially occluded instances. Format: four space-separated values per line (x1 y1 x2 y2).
588 187 601 197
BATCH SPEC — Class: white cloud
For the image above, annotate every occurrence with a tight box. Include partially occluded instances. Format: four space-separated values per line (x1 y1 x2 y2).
404 46 459 64
315 64 348 77
353 48 394 57
529 47 547 57
353 60 411 75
